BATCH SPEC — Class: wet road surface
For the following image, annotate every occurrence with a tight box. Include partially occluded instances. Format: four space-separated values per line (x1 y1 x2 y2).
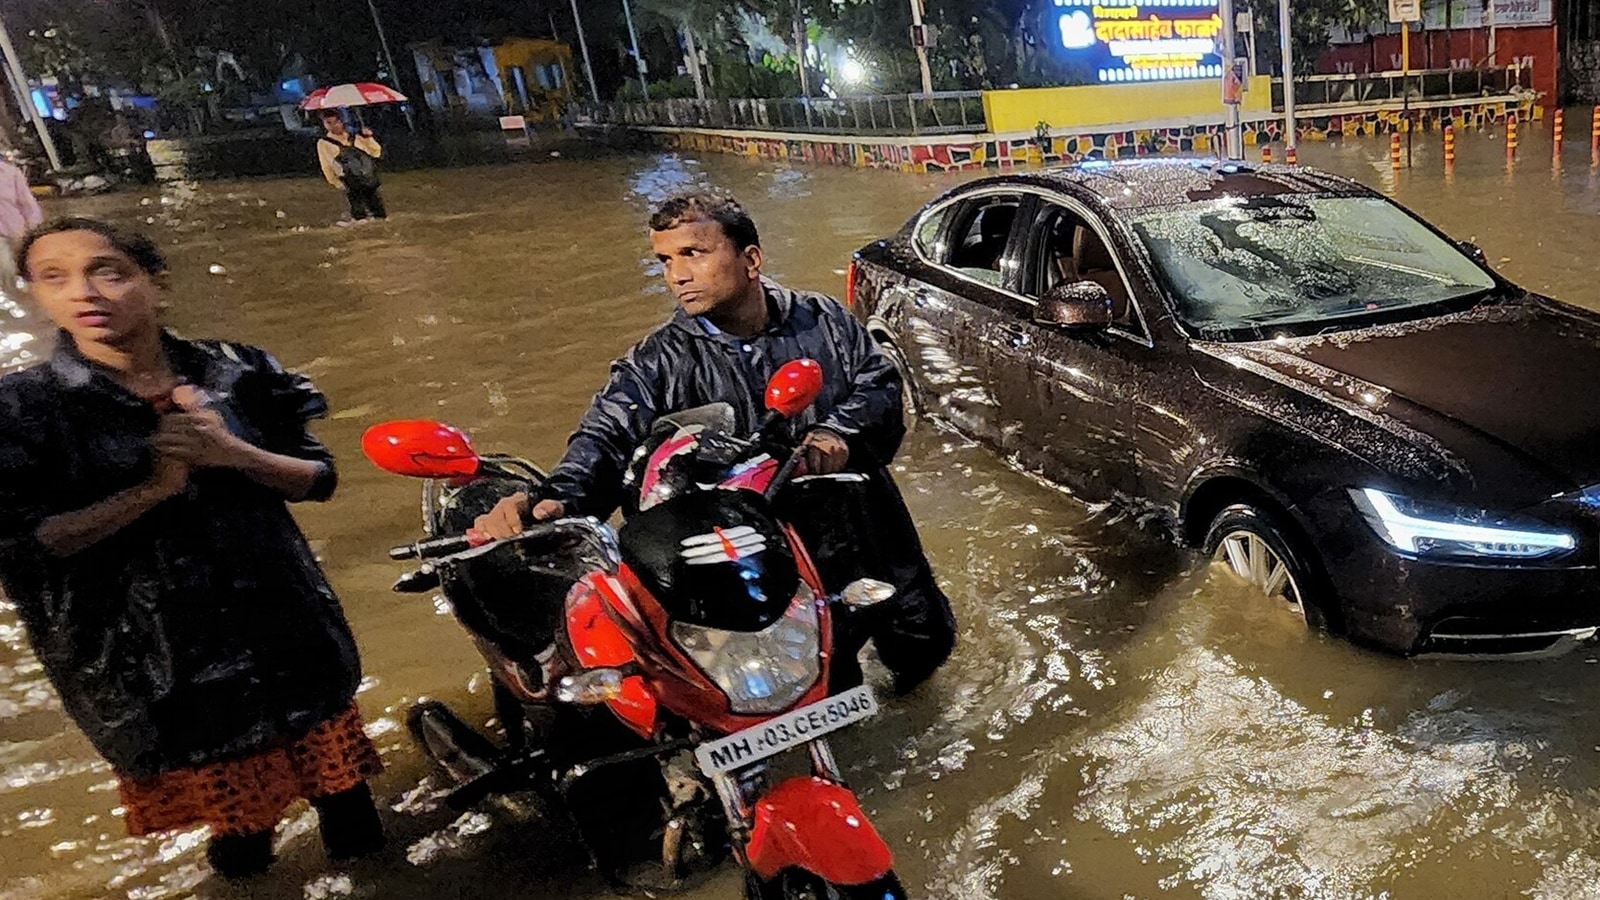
5 123 1600 900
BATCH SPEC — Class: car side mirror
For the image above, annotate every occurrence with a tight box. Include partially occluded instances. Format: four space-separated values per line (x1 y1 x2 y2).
1458 240 1487 265
1035 281 1113 330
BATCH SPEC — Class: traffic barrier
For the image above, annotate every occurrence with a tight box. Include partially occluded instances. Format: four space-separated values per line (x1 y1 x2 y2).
1262 144 1273 163
1554 109 1565 172
1507 114 1519 156
1285 145 1297 166
1390 132 1402 169
1591 105 1599 163
1444 125 1456 170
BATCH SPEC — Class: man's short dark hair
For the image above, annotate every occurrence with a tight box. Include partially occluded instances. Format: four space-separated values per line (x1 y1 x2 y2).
650 190 760 251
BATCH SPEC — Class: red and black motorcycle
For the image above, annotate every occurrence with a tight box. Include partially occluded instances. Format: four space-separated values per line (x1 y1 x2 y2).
363 360 908 899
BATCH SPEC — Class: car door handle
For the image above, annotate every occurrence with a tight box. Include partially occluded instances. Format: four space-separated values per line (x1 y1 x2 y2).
997 324 1030 349
883 284 929 310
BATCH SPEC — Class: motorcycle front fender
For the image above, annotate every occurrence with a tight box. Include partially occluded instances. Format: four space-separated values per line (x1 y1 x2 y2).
744 776 893 886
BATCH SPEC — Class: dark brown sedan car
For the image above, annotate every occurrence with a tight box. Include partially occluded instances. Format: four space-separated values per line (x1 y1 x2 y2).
850 159 1600 656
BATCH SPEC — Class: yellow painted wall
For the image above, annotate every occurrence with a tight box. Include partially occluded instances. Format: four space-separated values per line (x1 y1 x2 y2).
492 38 575 123
494 38 574 82
983 77 1272 134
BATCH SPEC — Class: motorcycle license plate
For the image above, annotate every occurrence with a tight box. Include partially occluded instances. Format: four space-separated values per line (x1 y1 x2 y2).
694 685 878 777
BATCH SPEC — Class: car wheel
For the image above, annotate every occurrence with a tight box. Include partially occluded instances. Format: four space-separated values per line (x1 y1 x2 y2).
1203 503 1329 630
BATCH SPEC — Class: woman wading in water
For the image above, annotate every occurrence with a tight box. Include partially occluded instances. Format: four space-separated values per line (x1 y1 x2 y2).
0 218 383 877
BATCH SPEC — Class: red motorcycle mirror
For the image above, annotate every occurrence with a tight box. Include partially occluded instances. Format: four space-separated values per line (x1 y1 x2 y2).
362 420 481 479
765 359 824 418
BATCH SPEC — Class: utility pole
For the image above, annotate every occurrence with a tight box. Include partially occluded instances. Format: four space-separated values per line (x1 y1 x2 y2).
1279 0 1296 156
791 1 811 97
1399 0 1419 166
568 0 600 103
621 0 650 99
683 28 706 101
0 12 60 171
145 0 177 58
908 0 933 95
365 0 414 130
1486 0 1498 66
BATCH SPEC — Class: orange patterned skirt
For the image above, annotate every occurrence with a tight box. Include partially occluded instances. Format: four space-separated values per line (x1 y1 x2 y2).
119 704 383 837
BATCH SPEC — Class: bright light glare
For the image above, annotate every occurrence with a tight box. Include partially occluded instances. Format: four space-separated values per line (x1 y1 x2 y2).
840 58 867 85
1353 488 1575 559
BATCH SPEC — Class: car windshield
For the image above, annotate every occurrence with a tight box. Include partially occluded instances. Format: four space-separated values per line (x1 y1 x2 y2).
1131 195 1496 336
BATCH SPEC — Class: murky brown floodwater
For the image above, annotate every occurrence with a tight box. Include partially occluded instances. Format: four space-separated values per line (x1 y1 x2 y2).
6 123 1600 900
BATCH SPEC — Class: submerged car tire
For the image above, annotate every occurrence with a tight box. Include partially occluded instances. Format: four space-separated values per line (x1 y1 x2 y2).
876 338 921 431
1203 503 1338 632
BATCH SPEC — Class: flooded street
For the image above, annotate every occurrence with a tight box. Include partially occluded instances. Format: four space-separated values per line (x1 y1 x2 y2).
7 125 1600 900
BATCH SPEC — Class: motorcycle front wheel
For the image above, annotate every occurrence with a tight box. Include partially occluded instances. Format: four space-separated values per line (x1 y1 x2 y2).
750 869 908 900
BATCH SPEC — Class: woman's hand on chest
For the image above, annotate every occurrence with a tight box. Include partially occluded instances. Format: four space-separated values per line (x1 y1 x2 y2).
149 385 253 470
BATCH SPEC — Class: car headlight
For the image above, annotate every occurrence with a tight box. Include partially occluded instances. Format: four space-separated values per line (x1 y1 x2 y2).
670 583 822 715
1350 488 1576 560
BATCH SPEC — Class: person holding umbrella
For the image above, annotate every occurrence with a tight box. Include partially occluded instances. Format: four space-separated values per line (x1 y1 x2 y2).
316 110 385 222
304 83 407 223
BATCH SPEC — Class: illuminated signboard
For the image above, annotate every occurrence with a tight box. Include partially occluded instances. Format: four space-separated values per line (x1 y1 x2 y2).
1053 0 1224 83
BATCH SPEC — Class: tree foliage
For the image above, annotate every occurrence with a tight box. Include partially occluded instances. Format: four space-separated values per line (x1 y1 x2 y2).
4 0 1394 108
1246 0 1387 75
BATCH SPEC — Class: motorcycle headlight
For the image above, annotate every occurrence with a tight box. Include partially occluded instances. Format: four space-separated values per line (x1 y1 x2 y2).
1350 488 1576 560
669 584 822 715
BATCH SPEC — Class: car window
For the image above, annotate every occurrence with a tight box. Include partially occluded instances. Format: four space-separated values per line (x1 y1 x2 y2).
913 204 950 262
945 195 1021 288
1028 203 1136 327
1131 195 1497 337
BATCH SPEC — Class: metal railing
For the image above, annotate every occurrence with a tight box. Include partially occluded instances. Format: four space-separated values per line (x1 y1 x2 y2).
1273 65 1531 110
581 92 987 137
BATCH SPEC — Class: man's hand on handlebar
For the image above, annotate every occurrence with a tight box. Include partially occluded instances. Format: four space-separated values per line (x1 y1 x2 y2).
473 492 567 540
800 428 850 476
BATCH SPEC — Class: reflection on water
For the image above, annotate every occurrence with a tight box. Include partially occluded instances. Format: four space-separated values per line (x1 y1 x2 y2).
141 130 623 183
0 293 38 372
5 126 1600 899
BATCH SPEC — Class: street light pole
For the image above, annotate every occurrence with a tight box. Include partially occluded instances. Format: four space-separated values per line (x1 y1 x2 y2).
568 0 600 103
365 0 414 131
0 12 60 171
1219 0 1244 159
620 0 650 99
908 0 933 95
1279 0 1296 155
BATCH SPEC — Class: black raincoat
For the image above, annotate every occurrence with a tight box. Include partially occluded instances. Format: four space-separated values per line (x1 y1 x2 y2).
544 279 903 512
0 333 362 779
543 279 955 690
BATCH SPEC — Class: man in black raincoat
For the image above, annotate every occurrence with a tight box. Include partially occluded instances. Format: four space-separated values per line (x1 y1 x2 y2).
476 189 955 693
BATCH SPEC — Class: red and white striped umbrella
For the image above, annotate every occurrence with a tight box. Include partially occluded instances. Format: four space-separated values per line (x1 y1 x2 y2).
300 82 407 110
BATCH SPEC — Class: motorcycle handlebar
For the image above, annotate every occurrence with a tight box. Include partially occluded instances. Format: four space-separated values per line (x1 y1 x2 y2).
387 518 609 562
763 444 809 502
389 533 477 560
